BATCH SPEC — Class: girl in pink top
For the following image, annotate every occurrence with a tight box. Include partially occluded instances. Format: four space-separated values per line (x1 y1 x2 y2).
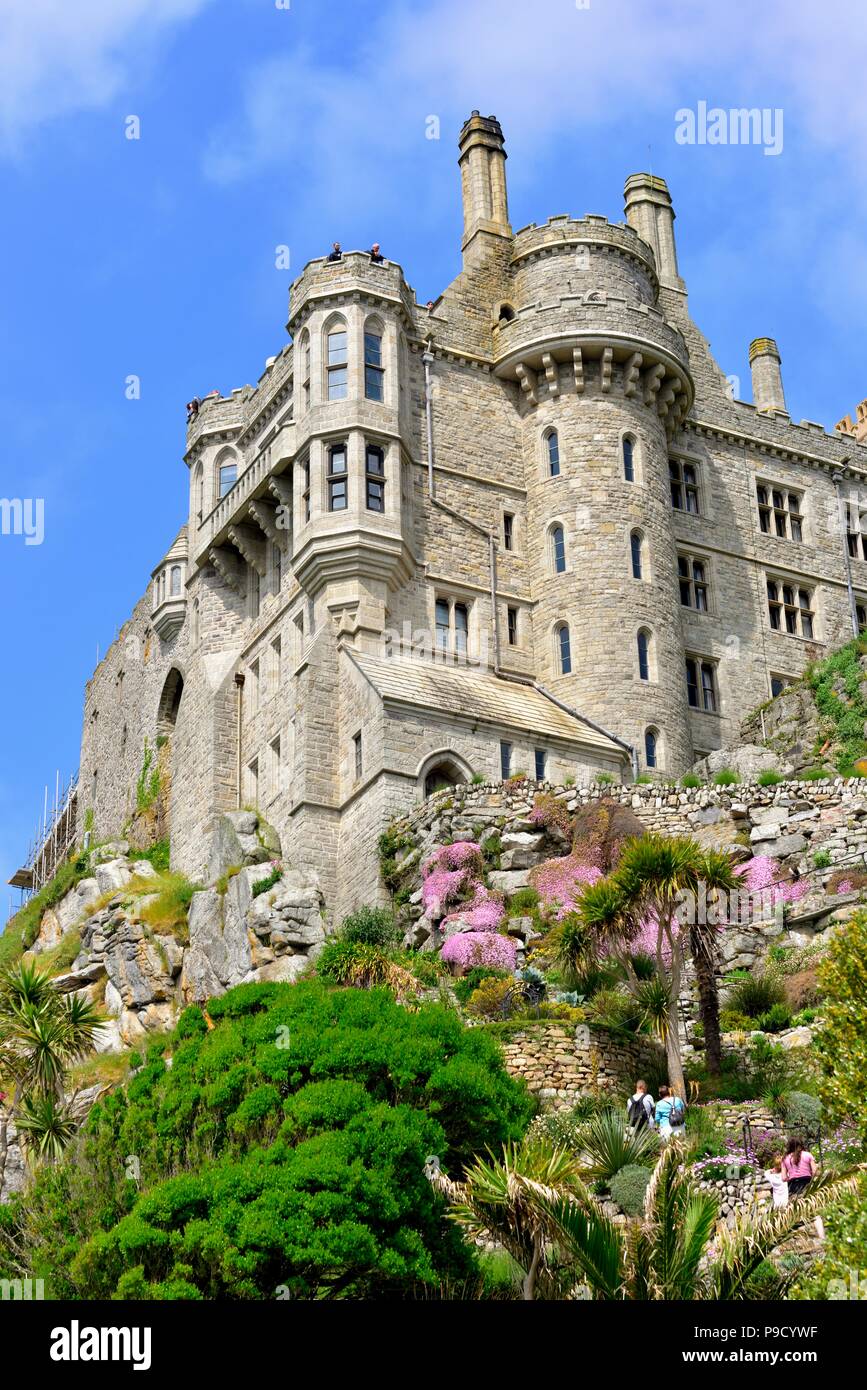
782 1138 817 1197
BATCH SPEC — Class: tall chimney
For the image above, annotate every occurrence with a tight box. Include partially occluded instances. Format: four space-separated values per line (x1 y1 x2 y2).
624 173 683 289
749 338 787 415
458 112 511 256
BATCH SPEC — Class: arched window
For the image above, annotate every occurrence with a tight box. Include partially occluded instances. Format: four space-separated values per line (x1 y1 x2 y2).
300 329 311 410
623 435 636 482
645 727 659 769
551 524 567 574
556 623 572 675
191 598 199 647
364 319 384 402
638 629 652 682
326 321 348 400
218 457 237 498
170 565 182 597
546 431 560 478
194 463 204 523
630 530 644 580
497 303 516 323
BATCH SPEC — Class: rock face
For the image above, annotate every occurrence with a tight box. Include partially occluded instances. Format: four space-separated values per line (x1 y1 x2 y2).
22 811 327 1051
692 744 790 782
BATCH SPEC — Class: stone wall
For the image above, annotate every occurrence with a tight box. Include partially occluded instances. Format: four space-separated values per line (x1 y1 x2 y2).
499 1022 665 1110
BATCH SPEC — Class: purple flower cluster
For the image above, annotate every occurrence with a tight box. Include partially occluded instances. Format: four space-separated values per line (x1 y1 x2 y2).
443 884 506 931
441 931 517 972
530 853 602 920
736 855 811 909
421 842 484 915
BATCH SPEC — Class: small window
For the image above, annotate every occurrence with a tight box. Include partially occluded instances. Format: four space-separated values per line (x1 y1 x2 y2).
435 598 450 651
670 458 699 513
327 329 348 400
328 443 348 511
170 565 181 597
858 603 867 631
270 735 282 798
678 554 709 611
534 748 547 781
272 544 282 594
637 629 651 682
507 605 518 646
551 524 566 574
686 657 718 713
770 673 793 698
249 658 260 713
847 510 867 562
503 512 514 551
366 444 385 512
364 331 384 402
500 740 512 779
454 602 469 656
250 567 260 620
247 757 259 806
644 728 658 769
353 731 363 780
767 578 814 639
557 623 572 675
546 431 560 478
195 464 204 523
630 530 643 580
302 458 311 523
219 460 237 497
271 636 282 692
623 436 635 482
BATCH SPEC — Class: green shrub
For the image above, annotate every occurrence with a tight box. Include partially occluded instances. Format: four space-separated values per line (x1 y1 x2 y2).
251 866 283 898
755 1002 792 1033
719 1009 754 1033
713 768 739 787
339 905 401 949
130 840 170 873
791 1180 867 1299
135 739 161 812
812 849 832 870
470 772 485 785
506 887 541 917
5 980 532 1300
587 987 642 1035
453 966 510 1006
784 1090 822 1139
609 1163 651 1216
757 770 783 787
680 774 701 788
635 774 653 785
726 968 786 1019
801 766 832 782
576 1108 659 1183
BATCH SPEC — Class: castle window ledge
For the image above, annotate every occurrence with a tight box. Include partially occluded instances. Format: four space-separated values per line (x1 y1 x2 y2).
195 453 294 563
151 595 187 641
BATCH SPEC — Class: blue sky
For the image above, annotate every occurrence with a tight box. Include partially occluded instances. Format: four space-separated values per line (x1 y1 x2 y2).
1 0 866 911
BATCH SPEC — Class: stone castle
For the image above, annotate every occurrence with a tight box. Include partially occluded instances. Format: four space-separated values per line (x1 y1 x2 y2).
62 113 867 919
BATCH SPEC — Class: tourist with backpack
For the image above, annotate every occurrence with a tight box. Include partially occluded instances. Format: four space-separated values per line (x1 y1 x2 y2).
655 1085 686 1139
626 1079 655 1131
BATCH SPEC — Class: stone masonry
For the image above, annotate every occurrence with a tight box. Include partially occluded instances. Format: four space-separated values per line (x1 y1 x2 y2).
44 111 867 922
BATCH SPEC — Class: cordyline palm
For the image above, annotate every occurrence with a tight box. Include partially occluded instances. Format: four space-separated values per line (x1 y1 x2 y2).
0 961 103 1163
570 836 737 1094
436 1138 863 1300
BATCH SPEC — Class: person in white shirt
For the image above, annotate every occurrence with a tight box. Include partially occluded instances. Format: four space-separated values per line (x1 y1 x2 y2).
626 1079 655 1131
765 1156 789 1208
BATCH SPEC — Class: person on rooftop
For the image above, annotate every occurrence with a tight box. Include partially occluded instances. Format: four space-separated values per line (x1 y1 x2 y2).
327 241 342 261
368 243 384 263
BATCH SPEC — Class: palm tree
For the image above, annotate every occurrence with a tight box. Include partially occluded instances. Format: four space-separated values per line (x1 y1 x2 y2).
0 960 103 1165
568 836 737 1096
435 1138 863 1300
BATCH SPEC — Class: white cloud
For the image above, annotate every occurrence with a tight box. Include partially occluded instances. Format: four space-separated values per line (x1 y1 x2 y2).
0 0 213 153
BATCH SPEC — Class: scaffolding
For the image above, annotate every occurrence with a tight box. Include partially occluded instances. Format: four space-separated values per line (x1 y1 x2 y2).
6 771 79 924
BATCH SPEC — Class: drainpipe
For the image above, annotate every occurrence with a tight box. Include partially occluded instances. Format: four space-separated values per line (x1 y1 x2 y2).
422 342 436 501
832 459 859 639
535 682 640 783
234 672 245 808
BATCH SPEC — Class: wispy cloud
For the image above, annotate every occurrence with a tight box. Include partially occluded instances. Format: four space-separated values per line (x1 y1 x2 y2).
0 0 214 154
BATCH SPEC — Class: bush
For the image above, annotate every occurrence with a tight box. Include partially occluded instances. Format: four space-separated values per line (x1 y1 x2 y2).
586 987 642 1035
791 1180 867 1299
680 774 701 788
757 770 783 787
755 1002 793 1033
815 911 867 1138
452 966 510 1006
609 1163 651 1216
507 887 541 915
4 980 533 1299
467 976 516 1019
783 969 821 1012
576 1108 659 1183
784 1090 822 1140
726 968 786 1019
801 767 832 782
812 849 832 869
713 768 740 787
339 905 401 949
251 866 282 898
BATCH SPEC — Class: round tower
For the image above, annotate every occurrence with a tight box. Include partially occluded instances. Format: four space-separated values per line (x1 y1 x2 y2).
494 212 695 776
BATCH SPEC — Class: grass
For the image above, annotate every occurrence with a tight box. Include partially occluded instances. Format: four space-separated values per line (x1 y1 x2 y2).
68 1048 142 1092
801 766 832 782
215 866 242 895
136 872 197 939
713 768 740 786
0 844 100 970
25 928 82 977
680 773 701 788
252 866 282 898
129 839 170 873
757 770 783 786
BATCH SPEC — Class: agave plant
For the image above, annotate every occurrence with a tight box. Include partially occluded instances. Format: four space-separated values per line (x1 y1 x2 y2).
12 1092 79 1164
574 1106 660 1182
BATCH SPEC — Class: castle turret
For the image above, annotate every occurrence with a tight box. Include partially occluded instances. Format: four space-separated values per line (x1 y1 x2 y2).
624 174 683 290
749 337 787 415
458 112 511 262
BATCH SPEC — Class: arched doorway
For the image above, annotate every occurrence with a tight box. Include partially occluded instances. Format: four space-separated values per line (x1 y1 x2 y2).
157 668 184 735
418 751 472 799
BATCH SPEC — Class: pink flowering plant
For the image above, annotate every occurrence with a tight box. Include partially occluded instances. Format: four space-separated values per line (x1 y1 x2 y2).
441 931 517 973
734 855 811 915
530 851 602 921
442 884 506 931
421 841 484 917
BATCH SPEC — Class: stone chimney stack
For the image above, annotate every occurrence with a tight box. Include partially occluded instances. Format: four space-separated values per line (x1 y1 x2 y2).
623 173 683 290
458 112 511 257
749 337 787 415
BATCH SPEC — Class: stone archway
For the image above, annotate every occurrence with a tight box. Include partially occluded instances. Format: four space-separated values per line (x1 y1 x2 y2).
418 750 473 800
157 667 185 735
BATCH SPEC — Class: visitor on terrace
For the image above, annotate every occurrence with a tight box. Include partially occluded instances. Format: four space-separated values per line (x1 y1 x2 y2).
655 1085 685 1139
782 1137 818 1198
626 1079 655 1131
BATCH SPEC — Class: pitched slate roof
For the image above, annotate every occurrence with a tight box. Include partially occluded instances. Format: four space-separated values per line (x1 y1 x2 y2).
348 651 624 757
